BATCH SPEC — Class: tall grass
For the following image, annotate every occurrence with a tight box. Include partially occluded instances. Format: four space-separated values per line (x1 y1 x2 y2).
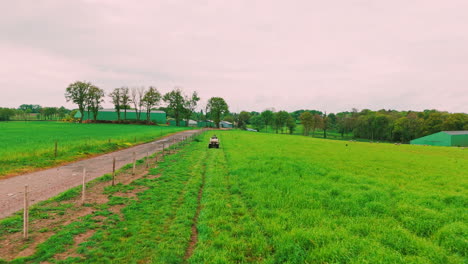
191 131 466 263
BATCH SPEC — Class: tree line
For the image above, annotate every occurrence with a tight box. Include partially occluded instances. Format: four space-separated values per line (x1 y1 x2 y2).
65 81 230 128
0 105 71 121
239 108 467 143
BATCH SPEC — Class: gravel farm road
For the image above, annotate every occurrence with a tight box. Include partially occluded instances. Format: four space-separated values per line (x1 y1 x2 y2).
0 129 202 219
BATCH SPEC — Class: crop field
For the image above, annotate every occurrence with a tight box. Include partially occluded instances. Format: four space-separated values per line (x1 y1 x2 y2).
0 122 189 177
1 131 466 263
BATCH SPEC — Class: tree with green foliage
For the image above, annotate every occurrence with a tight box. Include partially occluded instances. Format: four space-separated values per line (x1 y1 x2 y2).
223 114 234 123
327 113 336 129
291 109 323 120
57 106 69 119
65 81 91 123
120 87 131 120
42 107 58 120
312 114 323 136
163 88 186 126
422 112 446 135
392 112 422 142
207 97 229 128
286 115 296 134
299 111 313 136
0 108 15 121
87 86 105 121
237 111 251 129
322 113 329 138
261 110 274 132
442 113 467 131
273 110 290 133
142 86 162 123
109 88 122 121
19 104 42 113
250 115 265 131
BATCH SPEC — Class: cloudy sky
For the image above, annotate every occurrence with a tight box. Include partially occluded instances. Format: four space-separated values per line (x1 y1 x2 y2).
1 0 467 113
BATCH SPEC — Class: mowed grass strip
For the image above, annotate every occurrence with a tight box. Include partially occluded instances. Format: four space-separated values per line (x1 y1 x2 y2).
0 122 188 177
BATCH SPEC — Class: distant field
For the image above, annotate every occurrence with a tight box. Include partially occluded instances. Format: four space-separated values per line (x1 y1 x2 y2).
2 130 466 263
0 122 189 177
253 124 355 140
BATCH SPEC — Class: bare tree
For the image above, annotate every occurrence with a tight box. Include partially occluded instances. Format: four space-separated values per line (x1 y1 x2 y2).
131 87 146 121
183 91 200 126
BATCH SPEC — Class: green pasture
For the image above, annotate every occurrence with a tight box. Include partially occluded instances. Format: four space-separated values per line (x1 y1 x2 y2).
2 130 467 263
252 124 354 140
0 122 189 177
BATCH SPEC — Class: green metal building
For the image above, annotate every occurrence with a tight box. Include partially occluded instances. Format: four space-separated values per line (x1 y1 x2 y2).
75 109 166 124
410 131 468 147
197 121 215 128
220 121 233 128
168 120 198 127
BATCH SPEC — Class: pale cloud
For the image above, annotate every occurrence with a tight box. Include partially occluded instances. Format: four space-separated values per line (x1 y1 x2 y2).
0 0 467 113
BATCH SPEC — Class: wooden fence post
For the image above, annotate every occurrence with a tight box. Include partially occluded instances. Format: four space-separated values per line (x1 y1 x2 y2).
132 152 136 175
82 168 86 204
162 143 165 157
146 152 149 168
23 185 29 239
54 141 58 158
112 157 116 186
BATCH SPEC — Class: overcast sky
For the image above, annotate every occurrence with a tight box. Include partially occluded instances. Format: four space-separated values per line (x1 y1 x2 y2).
1 0 467 113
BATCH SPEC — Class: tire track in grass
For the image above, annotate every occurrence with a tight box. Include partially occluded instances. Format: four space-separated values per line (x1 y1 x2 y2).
184 145 208 262
188 132 273 263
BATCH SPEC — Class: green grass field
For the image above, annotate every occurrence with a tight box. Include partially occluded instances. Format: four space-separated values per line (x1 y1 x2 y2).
0 122 189 177
2 131 467 263
253 125 354 141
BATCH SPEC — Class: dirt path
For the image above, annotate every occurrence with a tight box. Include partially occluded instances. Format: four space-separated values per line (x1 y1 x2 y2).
0 129 202 219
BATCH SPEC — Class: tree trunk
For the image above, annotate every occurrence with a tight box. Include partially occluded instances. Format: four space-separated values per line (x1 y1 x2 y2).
79 107 84 123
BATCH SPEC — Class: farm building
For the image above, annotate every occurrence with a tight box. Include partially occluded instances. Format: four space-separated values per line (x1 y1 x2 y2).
198 120 215 128
410 131 468 147
220 121 233 128
167 120 198 127
75 109 166 124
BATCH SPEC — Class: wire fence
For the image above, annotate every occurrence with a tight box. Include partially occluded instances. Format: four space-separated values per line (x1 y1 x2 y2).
0 129 207 219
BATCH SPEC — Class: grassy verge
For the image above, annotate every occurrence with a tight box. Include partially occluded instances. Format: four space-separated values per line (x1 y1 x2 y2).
1 132 205 263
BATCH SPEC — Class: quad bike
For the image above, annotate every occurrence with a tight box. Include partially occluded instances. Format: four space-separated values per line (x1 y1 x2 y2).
208 135 219 148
